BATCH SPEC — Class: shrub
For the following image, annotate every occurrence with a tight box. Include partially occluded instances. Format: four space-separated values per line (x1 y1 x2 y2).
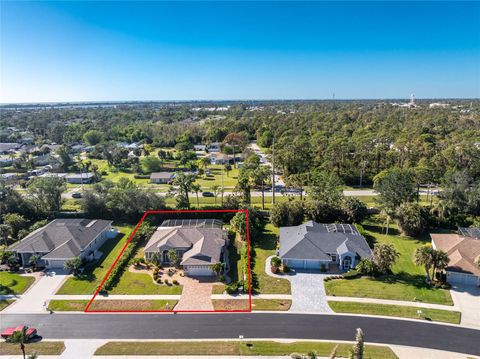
226 282 239 294
164 279 169 285
271 256 281 268
156 278 163 284
271 266 279 274
172 279 179 285
355 258 378 276
219 274 225 283
320 263 327 273
395 202 429 236
282 264 291 273
343 269 359 279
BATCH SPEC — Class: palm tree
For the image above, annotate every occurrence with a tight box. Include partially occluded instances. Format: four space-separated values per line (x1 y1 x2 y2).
28 255 40 271
212 185 220 205
210 262 224 278
413 245 434 283
250 166 270 210
191 183 201 208
0 224 11 246
432 250 449 281
224 163 232 177
200 157 210 173
7 327 28 359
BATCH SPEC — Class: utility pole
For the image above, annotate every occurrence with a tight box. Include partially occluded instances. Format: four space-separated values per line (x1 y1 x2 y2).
272 137 275 205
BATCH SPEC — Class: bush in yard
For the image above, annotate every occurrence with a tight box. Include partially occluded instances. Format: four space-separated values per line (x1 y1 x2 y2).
156 278 162 284
271 256 281 268
64 257 82 276
164 278 169 285
355 258 378 276
226 282 239 294
395 202 429 236
372 243 399 274
270 200 305 227
342 197 369 223
271 265 279 274
172 279 179 285
219 274 225 283
343 269 359 279
282 264 291 273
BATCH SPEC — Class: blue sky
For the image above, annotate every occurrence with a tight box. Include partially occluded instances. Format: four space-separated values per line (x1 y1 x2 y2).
1 1 479 102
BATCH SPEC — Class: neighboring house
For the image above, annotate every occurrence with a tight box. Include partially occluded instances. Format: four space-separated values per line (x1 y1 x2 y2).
194 144 207 152
150 172 175 184
0 173 18 184
0 143 21 155
66 172 96 184
8 218 117 269
207 153 231 165
0 158 13 167
144 219 228 276
278 221 372 271
208 142 221 152
39 172 67 179
431 228 480 286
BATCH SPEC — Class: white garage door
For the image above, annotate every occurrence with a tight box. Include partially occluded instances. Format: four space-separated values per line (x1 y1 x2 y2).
447 272 479 286
186 266 214 276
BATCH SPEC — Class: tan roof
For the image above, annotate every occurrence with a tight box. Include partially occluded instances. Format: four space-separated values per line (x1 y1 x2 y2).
431 233 480 276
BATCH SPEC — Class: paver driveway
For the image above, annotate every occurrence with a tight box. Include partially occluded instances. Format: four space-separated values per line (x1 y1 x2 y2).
174 276 215 311
288 271 333 313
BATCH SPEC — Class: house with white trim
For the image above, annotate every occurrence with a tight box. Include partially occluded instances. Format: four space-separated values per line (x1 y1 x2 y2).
8 218 117 269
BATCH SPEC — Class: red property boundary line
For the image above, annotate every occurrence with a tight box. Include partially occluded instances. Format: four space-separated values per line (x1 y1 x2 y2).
84 209 252 313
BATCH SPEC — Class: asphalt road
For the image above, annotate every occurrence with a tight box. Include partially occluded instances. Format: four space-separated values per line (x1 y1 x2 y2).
1 313 479 355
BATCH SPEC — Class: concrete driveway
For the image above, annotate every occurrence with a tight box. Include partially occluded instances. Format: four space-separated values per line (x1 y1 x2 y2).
288 271 333 313
5 269 70 313
450 284 480 329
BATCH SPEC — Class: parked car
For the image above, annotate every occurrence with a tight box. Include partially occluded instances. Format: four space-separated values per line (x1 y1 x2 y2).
71 192 82 198
1 326 37 340
202 191 214 197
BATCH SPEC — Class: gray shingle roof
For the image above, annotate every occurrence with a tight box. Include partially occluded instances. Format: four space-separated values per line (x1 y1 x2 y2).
150 172 175 180
144 227 226 266
9 218 112 260
279 221 372 261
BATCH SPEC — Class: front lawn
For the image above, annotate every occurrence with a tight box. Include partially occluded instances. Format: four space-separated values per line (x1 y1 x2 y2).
0 341 65 355
109 271 182 295
251 223 291 294
0 299 14 311
56 225 133 294
0 272 35 295
95 340 397 358
329 301 461 324
324 219 453 305
211 299 292 311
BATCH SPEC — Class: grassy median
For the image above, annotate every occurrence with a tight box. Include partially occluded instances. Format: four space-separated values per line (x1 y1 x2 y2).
48 299 178 311
95 340 397 358
0 341 65 355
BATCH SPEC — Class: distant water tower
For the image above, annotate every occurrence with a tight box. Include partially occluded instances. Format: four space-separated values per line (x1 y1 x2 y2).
410 93 416 105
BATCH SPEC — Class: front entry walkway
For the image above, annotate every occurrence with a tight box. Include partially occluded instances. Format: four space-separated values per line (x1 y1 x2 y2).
5 269 70 313
174 276 216 311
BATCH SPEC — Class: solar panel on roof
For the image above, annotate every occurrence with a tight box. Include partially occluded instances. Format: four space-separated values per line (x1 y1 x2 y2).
459 227 480 239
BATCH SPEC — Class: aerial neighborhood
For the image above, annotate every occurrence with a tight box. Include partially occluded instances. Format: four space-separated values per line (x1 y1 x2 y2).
0 0 479 357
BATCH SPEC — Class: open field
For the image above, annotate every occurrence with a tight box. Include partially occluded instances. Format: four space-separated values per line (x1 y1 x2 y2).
0 341 65 356
324 218 453 305
0 272 35 295
95 340 397 358
329 301 461 324
48 299 177 311
56 225 133 294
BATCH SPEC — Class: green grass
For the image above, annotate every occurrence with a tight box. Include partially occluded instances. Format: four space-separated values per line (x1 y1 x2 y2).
109 271 183 295
251 223 291 294
56 225 134 294
329 301 461 324
324 218 453 305
252 299 292 311
194 165 239 189
48 299 178 311
0 299 14 311
0 341 65 355
95 340 397 358
0 272 35 294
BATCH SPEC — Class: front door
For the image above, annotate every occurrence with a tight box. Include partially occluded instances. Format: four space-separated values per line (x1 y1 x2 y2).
343 256 352 270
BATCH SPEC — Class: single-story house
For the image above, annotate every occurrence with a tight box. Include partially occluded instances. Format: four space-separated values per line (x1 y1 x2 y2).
65 172 95 184
207 153 232 165
0 158 13 167
0 143 21 155
278 221 372 271
194 144 207 152
431 228 480 286
150 172 175 184
8 218 117 269
144 219 228 276
208 142 221 152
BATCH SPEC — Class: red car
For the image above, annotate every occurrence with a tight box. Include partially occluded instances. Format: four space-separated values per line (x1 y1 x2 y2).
1 326 37 340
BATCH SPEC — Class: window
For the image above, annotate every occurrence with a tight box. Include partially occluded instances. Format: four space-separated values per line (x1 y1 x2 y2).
330 253 337 262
